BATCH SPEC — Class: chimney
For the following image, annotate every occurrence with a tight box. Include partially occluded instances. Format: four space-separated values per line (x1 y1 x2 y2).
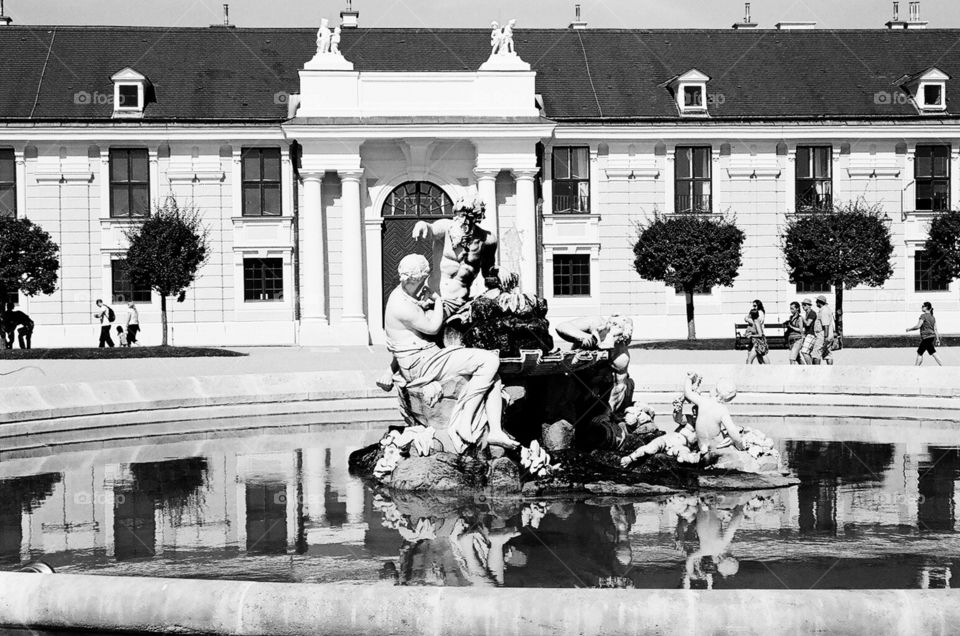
0 0 12 26
210 3 235 28
732 2 757 29
569 4 588 29
886 0 927 28
775 21 816 30
340 0 359 28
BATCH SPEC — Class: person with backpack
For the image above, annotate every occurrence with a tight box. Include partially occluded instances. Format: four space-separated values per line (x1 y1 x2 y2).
94 299 115 348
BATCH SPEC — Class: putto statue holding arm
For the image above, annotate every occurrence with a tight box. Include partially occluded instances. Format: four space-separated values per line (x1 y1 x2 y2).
316 18 331 54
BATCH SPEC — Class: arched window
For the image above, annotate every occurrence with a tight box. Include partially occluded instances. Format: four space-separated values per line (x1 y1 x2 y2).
381 181 453 218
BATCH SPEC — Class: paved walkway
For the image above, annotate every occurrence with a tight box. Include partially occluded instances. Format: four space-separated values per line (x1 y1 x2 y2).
0 343 952 387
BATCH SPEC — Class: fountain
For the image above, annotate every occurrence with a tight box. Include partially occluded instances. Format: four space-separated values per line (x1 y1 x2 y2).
349 199 798 495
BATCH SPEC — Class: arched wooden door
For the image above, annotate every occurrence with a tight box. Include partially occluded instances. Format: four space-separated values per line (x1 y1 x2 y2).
380 181 454 312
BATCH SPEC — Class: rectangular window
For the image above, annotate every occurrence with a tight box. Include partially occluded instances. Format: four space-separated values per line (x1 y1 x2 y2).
552 254 591 296
0 149 15 218
552 147 590 214
675 146 712 213
111 260 152 304
796 146 833 211
796 278 832 294
915 145 951 212
914 250 951 292
243 257 284 301
109 149 150 218
241 148 282 216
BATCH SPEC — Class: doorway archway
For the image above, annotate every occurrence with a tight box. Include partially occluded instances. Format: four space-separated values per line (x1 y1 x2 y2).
380 181 454 311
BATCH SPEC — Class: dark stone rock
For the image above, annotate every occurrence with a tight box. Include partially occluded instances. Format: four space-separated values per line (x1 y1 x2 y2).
541 419 574 452
583 481 681 496
383 452 488 492
488 457 521 493
698 473 801 490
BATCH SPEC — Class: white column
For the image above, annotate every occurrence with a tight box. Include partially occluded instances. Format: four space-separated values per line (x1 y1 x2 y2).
542 150 554 215
474 168 499 236
513 168 539 295
231 147 243 217
148 148 159 208
339 169 365 322
14 148 26 217
99 148 111 219
951 146 960 212
664 146 675 213
300 173 327 323
589 146 600 214
784 147 797 215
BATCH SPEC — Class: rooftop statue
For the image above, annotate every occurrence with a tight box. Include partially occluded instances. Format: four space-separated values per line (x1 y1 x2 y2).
481 18 529 71
305 18 353 70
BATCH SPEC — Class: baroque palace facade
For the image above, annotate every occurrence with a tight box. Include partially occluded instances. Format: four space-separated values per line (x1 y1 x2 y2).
1 16 959 346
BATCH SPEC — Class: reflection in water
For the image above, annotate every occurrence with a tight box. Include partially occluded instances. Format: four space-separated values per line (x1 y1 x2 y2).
0 432 957 589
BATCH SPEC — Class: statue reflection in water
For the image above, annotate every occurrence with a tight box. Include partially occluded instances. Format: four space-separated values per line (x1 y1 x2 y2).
671 492 770 589
373 494 635 588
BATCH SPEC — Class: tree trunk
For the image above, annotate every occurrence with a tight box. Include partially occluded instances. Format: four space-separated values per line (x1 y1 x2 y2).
160 294 168 346
685 287 697 340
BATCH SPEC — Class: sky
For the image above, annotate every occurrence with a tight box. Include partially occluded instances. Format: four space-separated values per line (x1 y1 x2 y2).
7 0 960 29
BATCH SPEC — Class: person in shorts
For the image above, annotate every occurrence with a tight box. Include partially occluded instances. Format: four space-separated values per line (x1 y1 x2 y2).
907 301 943 366
815 295 835 365
799 298 818 364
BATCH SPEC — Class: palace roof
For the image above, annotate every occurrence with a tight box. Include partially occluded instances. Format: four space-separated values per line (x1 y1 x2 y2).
2 25 959 122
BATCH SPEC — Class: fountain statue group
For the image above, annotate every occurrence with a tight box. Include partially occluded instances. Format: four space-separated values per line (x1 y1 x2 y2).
350 196 793 495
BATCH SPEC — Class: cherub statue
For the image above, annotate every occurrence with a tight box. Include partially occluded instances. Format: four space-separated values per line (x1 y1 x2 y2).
501 19 516 55
316 18 332 55
490 21 503 55
330 25 342 55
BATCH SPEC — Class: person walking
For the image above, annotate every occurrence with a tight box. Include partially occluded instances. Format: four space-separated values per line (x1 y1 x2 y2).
94 299 115 348
907 301 943 366
799 298 818 365
815 295 835 365
783 301 805 364
126 302 140 346
745 299 768 364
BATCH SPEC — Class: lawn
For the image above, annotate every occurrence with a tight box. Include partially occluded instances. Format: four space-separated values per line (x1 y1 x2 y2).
0 347 247 359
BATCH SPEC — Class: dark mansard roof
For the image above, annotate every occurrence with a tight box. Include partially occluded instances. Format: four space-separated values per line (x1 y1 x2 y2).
1 25 959 123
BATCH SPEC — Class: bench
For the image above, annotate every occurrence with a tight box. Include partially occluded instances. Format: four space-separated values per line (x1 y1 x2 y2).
734 321 790 350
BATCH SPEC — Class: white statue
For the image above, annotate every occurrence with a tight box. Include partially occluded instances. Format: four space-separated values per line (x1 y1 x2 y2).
316 18 332 55
490 21 503 55
501 19 516 55
330 26 342 55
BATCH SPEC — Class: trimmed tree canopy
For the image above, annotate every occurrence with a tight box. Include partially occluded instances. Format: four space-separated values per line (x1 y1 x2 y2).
924 209 960 283
633 213 745 339
125 195 209 345
782 200 893 335
0 216 60 299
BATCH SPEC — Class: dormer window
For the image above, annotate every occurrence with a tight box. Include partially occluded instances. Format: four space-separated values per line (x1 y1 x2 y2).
683 85 704 109
897 67 949 113
922 83 944 108
110 67 150 117
665 69 710 116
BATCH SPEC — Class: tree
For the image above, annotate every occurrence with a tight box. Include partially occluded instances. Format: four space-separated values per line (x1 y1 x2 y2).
124 195 209 346
0 216 60 302
781 200 893 337
633 213 745 339
924 209 960 285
